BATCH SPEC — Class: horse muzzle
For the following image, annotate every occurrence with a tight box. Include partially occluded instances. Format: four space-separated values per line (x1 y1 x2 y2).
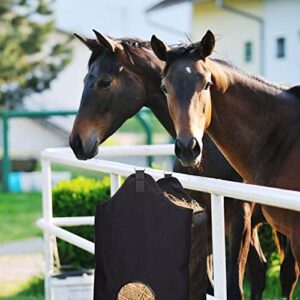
69 132 99 160
175 136 202 167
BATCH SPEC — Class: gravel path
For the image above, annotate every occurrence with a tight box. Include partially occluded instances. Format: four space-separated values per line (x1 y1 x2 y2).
0 238 44 297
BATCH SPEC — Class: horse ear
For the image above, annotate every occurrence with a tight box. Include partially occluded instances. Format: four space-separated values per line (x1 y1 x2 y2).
74 33 98 51
151 35 170 61
93 29 121 53
194 30 215 58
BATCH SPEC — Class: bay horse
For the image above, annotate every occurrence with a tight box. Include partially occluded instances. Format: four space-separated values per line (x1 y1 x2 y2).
68 31 293 299
151 30 300 299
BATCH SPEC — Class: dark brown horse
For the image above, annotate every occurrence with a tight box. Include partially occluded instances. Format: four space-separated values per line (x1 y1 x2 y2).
69 31 293 299
151 30 300 299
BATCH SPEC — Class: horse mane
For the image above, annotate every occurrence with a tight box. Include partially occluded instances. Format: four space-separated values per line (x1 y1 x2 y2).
88 37 152 68
120 38 152 50
213 59 290 91
88 36 187 70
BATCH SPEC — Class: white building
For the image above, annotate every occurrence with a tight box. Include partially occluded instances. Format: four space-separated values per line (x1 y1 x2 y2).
264 0 300 84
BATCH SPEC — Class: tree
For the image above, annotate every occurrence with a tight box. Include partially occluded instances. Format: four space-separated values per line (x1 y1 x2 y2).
0 0 73 108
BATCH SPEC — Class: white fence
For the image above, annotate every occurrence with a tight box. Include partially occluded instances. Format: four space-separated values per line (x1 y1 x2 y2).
37 144 300 300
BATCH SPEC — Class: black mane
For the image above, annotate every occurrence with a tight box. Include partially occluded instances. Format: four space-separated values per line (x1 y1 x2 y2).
88 37 152 68
120 38 152 50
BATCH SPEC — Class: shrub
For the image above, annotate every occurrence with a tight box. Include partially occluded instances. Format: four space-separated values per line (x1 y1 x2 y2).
52 177 110 269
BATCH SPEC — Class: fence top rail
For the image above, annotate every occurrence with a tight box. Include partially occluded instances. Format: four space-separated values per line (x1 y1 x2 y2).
0 108 152 119
42 144 174 158
42 145 300 212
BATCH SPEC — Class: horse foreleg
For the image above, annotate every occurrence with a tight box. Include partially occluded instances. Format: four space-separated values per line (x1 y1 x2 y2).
247 225 267 300
286 231 300 300
227 201 252 300
280 239 299 299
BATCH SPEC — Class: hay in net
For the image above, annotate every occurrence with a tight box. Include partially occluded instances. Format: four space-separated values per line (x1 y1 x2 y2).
164 192 203 213
117 282 156 300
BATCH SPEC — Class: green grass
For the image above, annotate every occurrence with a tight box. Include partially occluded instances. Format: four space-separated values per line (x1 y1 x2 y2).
0 277 44 300
0 192 42 243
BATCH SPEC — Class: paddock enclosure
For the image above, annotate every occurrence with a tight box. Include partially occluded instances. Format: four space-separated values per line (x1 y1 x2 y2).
37 144 300 300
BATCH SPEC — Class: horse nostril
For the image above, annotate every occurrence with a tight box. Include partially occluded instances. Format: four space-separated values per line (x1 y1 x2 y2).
69 133 83 154
190 137 201 157
188 137 197 150
175 138 184 158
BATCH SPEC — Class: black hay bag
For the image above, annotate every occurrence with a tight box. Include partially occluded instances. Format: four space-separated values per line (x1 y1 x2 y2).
94 171 207 300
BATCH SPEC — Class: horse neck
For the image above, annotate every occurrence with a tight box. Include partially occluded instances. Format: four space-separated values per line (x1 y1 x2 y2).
207 60 294 184
128 48 176 138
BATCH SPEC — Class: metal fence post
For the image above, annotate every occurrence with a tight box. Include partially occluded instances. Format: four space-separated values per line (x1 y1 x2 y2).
2 113 10 192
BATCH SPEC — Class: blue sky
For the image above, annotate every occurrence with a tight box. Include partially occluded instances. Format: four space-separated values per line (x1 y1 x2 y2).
54 0 192 43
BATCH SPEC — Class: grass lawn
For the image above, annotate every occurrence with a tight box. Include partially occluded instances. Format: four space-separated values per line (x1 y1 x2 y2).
0 192 42 244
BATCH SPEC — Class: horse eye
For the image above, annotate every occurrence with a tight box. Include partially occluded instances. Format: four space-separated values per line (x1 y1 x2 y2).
97 78 112 89
204 82 212 90
161 84 168 94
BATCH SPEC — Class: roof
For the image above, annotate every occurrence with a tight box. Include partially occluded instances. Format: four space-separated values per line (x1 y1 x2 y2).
146 0 211 13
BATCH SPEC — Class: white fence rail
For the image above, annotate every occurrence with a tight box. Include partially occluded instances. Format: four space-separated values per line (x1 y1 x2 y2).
37 144 300 300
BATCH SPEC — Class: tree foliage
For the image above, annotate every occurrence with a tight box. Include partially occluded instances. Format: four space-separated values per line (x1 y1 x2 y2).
0 0 73 107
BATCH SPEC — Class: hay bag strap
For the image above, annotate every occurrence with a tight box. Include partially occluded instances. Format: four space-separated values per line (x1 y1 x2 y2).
94 170 206 300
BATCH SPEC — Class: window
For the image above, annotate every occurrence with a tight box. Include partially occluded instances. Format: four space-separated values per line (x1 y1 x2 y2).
244 41 253 62
276 37 285 58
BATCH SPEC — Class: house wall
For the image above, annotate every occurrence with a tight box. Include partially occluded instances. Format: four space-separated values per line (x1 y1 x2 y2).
56 0 192 44
0 118 68 157
191 0 263 75
264 0 300 84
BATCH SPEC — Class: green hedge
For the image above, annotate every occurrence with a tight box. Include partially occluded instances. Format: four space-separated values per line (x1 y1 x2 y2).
53 177 110 269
